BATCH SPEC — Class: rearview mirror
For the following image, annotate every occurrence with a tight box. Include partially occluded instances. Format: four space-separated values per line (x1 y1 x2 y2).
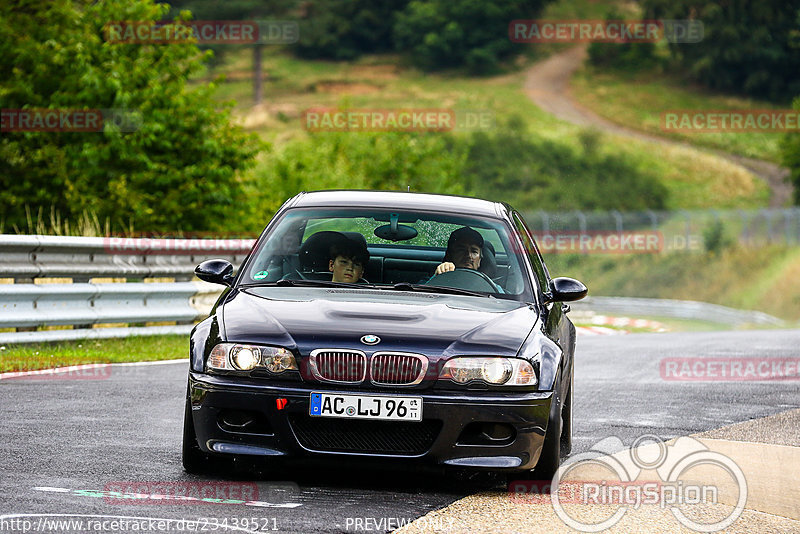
195 259 234 286
547 277 588 303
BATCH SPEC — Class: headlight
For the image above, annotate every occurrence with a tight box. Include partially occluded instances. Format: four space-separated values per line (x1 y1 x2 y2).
231 346 260 370
439 357 537 386
263 348 297 373
207 343 297 374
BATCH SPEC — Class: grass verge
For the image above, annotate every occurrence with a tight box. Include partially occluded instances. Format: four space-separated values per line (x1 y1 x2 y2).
571 66 785 164
0 335 188 373
546 246 800 322
201 45 769 210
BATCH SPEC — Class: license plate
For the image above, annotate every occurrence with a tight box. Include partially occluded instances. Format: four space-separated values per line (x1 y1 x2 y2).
309 392 422 422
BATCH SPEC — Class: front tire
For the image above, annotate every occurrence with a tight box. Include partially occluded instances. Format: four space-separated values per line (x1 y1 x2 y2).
182 396 213 474
560 374 573 457
505 374 566 488
530 384 564 481
182 393 236 475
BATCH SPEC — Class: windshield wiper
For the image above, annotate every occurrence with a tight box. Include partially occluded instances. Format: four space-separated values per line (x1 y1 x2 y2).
241 279 373 289
390 282 492 298
241 279 492 297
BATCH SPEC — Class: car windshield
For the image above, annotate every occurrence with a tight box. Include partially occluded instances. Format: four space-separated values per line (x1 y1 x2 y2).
241 207 534 300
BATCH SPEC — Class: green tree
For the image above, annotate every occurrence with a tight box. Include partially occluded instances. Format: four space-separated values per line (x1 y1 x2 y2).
642 0 800 101
781 97 800 205
0 0 261 233
292 0 409 60
393 0 554 74
460 118 668 210
587 9 657 70
166 0 297 104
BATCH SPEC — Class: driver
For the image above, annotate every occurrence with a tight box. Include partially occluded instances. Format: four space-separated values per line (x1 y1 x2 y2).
434 226 483 275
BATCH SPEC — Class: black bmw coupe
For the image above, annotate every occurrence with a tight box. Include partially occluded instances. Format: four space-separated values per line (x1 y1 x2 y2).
184 190 587 479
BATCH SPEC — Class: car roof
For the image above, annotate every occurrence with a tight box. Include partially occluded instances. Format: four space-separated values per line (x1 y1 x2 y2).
288 190 508 218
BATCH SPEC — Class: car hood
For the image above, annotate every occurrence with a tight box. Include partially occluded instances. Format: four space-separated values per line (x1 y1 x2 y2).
220 287 538 357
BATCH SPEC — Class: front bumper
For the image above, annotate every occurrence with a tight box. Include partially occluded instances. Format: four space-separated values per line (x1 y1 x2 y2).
188 372 554 472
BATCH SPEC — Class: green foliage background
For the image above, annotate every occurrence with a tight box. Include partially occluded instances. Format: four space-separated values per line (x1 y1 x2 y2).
291 0 554 73
642 0 800 102
0 0 260 233
393 0 554 73
248 119 669 222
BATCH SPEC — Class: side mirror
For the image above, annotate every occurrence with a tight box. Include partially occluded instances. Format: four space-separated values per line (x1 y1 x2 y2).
195 259 234 287
547 277 588 303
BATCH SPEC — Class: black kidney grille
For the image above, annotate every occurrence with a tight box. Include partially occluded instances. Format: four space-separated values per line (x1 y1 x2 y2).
289 416 441 455
313 350 365 383
371 353 425 385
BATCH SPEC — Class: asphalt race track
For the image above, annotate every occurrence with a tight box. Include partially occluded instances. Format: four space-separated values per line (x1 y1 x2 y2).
1 329 799 533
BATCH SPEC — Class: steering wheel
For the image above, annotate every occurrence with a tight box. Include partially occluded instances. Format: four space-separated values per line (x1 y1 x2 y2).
425 268 501 293
278 266 309 281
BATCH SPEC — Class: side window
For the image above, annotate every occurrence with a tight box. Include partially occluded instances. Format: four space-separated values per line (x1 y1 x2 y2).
512 212 550 295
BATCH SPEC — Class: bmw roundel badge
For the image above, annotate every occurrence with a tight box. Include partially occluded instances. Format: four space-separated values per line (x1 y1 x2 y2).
360 334 380 345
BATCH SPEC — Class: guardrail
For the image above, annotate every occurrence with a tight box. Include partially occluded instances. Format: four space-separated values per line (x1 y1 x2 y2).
0 235 254 344
572 296 783 326
0 235 254 281
0 234 785 344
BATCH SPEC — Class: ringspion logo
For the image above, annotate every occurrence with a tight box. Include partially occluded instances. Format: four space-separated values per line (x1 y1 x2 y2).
510 434 747 532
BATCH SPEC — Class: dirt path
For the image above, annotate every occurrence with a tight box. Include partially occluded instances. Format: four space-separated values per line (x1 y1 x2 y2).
523 45 793 207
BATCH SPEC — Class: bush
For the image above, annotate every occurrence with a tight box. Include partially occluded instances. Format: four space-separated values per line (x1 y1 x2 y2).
459 118 669 211
249 131 467 225
248 116 669 232
702 219 734 254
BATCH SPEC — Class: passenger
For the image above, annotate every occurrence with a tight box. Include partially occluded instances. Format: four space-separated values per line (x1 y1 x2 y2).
329 239 369 283
434 226 483 275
